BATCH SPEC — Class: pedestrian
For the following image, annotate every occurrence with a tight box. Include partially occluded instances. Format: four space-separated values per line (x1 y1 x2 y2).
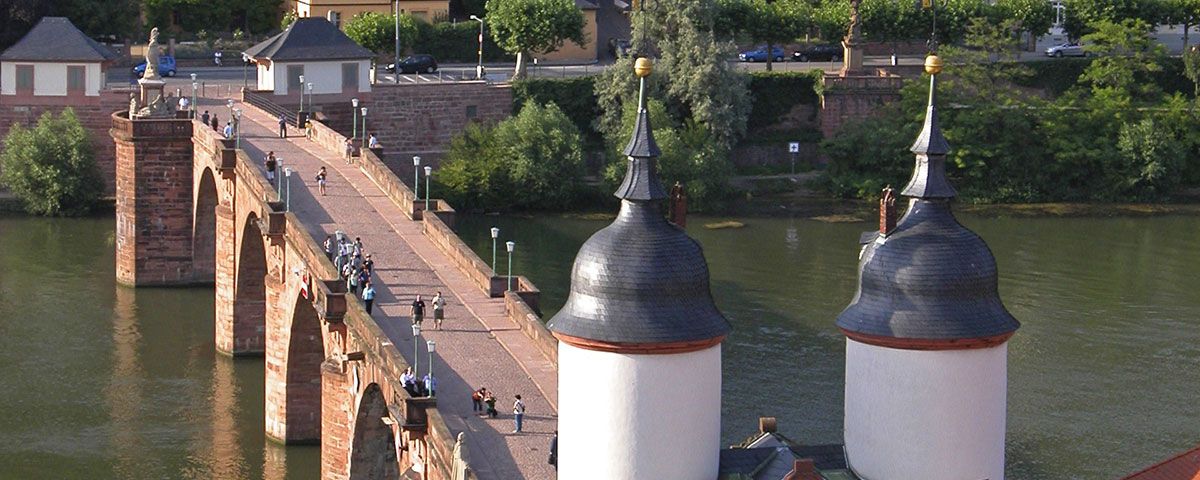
223 121 233 139
411 295 426 326
512 395 526 433
265 151 277 184
423 373 437 397
484 392 498 418
213 50 222 66
347 263 360 295
362 253 375 273
357 267 371 293
472 388 485 412
344 138 354 163
178 95 190 112
304 118 313 140
549 431 557 468
201 110 210 125
353 237 364 256
315 166 328 196
362 281 376 314
211 114 219 132
368 133 379 149
401 367 418 396
432 291 446 330
323 235 334 260
278 114 287 138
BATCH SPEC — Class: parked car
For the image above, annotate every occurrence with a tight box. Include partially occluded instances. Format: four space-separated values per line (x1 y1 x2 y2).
387 54 438 74
792 44 841 62
133 55 177 78
608 37 632 58
739 46 785 62
1045 43 1086 57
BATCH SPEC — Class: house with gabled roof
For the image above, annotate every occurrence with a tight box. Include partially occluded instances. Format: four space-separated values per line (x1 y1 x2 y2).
244 17 374 99
0 16 119 100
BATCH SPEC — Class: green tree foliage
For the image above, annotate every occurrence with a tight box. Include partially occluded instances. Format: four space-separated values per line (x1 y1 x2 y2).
0 109 103 216
485 0 586 79
603 99 734 211
439 103 585 210
991 0 1055 49
1079 19 1166 99
413 21 511 62
142 0 282 36
1162 0 1200 48
716 0 812 71
281 10 298 30
1184 44 1200 95
344 12 418 54
1062 0 1160 39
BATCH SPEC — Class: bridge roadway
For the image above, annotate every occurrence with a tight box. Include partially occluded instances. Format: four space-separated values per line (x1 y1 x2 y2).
211 98 559 479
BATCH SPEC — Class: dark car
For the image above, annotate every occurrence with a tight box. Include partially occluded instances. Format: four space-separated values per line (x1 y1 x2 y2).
608 37 632 58
387 54 438 74
792 45 840 62
133 55 177 77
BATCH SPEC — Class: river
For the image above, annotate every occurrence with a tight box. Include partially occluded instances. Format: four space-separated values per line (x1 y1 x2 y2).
1 212 1197 479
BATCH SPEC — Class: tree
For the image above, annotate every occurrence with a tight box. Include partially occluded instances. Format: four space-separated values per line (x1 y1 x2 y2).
344 12 418 54
485 0 586 79
1080 19 1166 100
439 102 585 210
860 0 924 58
0 109 103 216
1062 0 1160 39
992 0 1055 51
717 0 812 71
281 9 298 30
1184 44 1200 95
1162 0 1200 49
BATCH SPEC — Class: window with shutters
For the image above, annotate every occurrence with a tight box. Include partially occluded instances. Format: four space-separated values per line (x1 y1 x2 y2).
68 66 86 93
287 65 305 93
342 63 358 92
15 65 34 94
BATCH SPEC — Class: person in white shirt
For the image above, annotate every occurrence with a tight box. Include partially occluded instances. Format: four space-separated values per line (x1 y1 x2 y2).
178 96 190 112
513 395 526 433
432 291 446 330
368 133 379 149
222 121 233 139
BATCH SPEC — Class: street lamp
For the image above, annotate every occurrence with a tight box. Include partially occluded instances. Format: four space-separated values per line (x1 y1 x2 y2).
394 0 402 85
412 156 421 199
411 323 422 377
360 107 368 143
352 98 360 142
242 53 249 88
276 158 284 197
426 339 436 397
423 165 432 211
306 83 314 112
469 15 485 79
190 80 198 119
506 241 515 292
284 167 293 211
490 227 500 272
232 108 242 151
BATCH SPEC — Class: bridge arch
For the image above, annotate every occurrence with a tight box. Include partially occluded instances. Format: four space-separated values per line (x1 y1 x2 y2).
193 167 218 282
233 211 268 355
349 383 399 480
266 283 325 443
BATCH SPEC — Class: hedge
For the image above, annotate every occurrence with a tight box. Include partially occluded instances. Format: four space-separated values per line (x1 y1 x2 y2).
746 70 823 131
511 77 600 141
413 21 513 63
1016 57 1191 97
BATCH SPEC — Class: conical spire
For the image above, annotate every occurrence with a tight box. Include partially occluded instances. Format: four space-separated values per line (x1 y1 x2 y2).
902 55 956 199
614 58 667 201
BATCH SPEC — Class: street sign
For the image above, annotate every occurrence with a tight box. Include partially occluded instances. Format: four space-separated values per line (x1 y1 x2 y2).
788 142 800 153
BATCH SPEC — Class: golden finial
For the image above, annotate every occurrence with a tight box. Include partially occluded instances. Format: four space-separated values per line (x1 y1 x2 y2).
634 57 653 78
924 54 943 75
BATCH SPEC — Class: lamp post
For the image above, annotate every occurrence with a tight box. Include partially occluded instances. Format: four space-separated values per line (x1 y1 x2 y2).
298 75 305 108
190 80 198 119
242 53 249 89
306 83 314 112
394 0 402 85
490 227 500 272
352 98 359 142
277 158 284 197
360 107 368 143
423 166 432 211
232 108 242 151
469 15 485 79
284 167 293 211
411 323 421 376
426 339 436 396
506 241 515 292
412 156 421 199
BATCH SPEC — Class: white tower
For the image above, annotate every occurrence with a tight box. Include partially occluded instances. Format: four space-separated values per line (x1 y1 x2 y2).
547 57 731 480
835 55 1021 480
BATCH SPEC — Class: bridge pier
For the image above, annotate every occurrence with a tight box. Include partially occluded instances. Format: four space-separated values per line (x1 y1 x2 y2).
111 112 200 287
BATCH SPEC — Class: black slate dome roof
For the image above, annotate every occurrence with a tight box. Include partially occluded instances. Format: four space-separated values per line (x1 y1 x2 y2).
836 74 1019 342
547 101 730 344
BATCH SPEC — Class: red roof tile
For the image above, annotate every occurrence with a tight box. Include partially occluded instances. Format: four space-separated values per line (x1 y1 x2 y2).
1123 444 1200 480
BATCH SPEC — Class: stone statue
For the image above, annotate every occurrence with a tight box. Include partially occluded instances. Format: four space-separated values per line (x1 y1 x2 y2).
128 93 138 118
451 432 470 480
144 28 161 80
846 0 862 44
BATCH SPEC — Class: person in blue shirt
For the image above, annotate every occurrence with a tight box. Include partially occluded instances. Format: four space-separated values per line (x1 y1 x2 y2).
362 281 376 314
423 373 437 397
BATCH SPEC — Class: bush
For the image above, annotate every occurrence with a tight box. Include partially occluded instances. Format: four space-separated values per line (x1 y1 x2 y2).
745 70 823 137
0 109 103 216
511 77 600 141
439 102 585 210
413 21 512 63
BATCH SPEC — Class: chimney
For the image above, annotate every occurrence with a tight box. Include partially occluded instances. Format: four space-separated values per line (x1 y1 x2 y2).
758 417 777 434
879 185 897 236
783 459 821 480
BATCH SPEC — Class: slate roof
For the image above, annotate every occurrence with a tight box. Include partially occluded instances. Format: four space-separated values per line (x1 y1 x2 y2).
0 17 118 62
836 71 1019 342
1121 444 1200 480
576 0 600 9
547 83 730 345
244 17 374 62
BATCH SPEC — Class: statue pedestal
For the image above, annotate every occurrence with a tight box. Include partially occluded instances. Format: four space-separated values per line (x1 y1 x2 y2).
840 38 866 76
138 78 166 108
819 70 903 139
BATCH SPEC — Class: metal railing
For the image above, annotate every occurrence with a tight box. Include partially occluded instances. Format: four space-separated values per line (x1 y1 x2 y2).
242 89 297 125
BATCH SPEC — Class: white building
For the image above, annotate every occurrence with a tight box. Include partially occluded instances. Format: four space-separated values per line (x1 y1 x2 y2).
0 17 117 99
244 17 373 99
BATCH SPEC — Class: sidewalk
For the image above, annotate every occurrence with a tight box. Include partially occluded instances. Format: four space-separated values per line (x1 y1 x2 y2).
208 98 558 479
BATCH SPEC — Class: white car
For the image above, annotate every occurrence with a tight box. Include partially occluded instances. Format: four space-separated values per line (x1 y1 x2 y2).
1045 43 1087 57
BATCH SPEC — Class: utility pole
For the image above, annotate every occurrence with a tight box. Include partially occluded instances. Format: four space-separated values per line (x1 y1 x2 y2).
394 0 402 84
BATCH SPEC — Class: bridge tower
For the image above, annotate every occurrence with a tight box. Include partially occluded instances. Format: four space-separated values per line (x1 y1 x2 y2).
547 58 732 480
835 56 1021 480
110 111 198 286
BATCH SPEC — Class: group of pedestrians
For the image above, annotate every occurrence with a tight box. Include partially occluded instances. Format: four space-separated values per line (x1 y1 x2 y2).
409 292 446 330
400 366 437 398
471 388 527 434
324 233 379 314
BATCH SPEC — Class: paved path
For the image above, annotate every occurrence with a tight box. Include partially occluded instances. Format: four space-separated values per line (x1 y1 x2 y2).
206 99 559 479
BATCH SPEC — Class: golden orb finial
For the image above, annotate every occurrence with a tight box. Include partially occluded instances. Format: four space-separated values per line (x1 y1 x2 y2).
634 57 653 78
924 54 943 75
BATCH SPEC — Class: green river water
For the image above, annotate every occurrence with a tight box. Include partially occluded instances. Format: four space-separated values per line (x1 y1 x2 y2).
0 212 1197 479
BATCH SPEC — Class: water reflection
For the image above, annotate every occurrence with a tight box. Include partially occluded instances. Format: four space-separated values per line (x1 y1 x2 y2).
455 212 1200 480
